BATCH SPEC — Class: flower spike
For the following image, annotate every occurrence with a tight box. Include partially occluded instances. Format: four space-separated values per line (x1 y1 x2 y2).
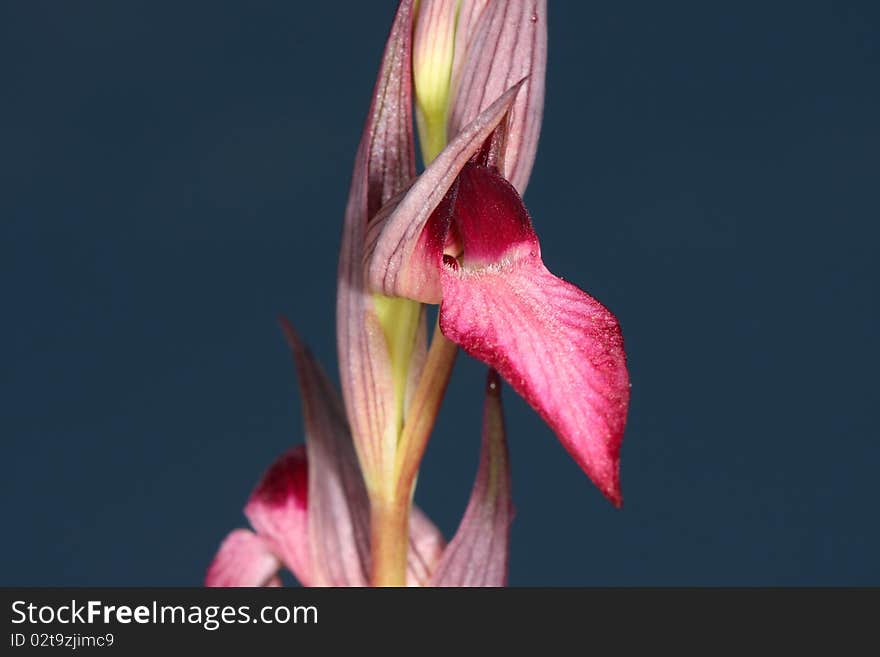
209 0 631 589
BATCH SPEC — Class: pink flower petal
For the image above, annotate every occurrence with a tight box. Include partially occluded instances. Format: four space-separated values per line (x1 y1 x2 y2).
439 165 630 505
280 320 371 586
448 0 547 193
449 1 492 97
337 0 421 480
205 529 282 587
406 506 447 586
243 446 314 585
430 370 513 586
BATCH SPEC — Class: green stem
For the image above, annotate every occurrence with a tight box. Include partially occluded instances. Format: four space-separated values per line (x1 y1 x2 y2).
395 322 458 497
368 321 458 587
369 496 410 587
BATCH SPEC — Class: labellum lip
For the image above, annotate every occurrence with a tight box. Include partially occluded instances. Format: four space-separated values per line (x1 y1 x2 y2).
244 445 314 585
205 528 283 588
436 165 629 505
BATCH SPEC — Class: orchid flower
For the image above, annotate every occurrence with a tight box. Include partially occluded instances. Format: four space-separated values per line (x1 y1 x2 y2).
349 2 628 508
207 320 511 587
208 0 629 587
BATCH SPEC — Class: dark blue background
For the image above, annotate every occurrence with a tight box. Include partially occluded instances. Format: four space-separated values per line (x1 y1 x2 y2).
2 1 878 585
